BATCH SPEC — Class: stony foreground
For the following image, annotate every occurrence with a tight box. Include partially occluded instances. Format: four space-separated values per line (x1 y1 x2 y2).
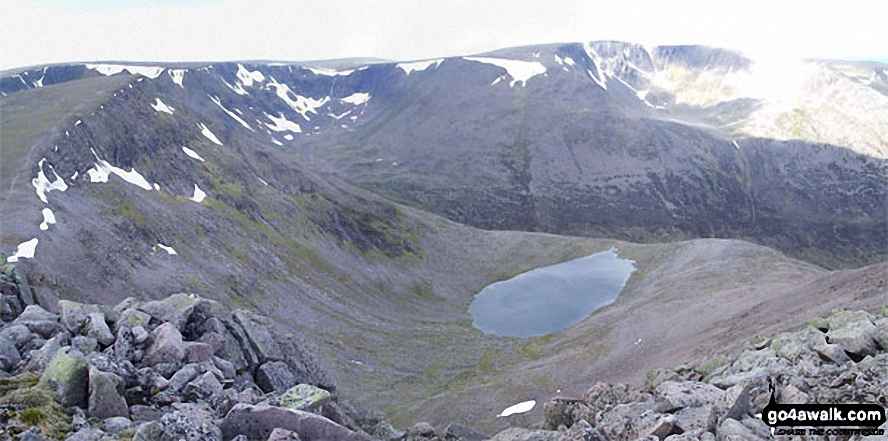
2 261 887 440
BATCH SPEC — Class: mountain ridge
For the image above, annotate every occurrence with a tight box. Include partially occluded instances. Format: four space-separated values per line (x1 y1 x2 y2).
1 40 886 431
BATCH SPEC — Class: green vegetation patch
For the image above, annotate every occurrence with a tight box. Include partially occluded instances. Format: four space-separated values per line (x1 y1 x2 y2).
0 373 71 437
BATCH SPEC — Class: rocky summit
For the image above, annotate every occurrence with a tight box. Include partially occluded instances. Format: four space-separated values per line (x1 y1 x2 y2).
0 263 396 441
2 258 887 440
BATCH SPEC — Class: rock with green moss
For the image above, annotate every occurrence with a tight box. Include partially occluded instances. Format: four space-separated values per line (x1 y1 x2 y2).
827 318 879 358
826 309 873 329
38 346 88 407
116 308 151 332
276 384 331 412
88 366 128 419
133 421 163 441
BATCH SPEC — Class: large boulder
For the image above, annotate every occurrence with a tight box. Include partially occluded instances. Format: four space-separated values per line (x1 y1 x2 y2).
142 323 185 366
39 346 89 407
220 404 372 441
277 384 331 412
827 319 879 358
232 310 283 363
88 366 129 419
12 304 62 338
138 293 201 332
256 361 296 393
58 300 103 334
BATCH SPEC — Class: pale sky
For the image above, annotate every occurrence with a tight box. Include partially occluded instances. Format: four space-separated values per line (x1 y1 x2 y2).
2 0 886 71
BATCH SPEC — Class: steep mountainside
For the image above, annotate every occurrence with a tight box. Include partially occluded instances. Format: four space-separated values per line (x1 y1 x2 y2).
1 42 886 431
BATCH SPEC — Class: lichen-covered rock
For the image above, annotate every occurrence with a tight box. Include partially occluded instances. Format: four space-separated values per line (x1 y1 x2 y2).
117 308 152 333
827 318 879 358
88 366 129 419
25 331 69 372
133 421 163 441
143 323 185 366
160 409 222 441
58 300 102 334
38 346 88 407
276 384 331 412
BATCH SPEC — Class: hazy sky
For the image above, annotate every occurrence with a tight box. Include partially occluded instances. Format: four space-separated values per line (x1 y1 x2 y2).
2 0 886 71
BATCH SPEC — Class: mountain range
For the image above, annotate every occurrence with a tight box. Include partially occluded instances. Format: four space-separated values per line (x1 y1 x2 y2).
1 41 886 431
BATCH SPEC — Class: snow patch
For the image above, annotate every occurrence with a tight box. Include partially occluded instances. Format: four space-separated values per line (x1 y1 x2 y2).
209 95 254 131
75 120 81 126
34 67 46 88
85 149 154 190
340 93 371 105
305 67 353 76
190 184 206 203
463 57 546 87
32 159 68 203
270 137 283 146
39 208 56 231
236 64 265 87
197 123 223 145
157 243 177 255
582 43 609 90
397 59 443 74
497 400 536 417
264 112 303 133
223 79 249 95
6 238 38 263
258 177 269 186
151 98 175 114
265 77 330 120
329 110 352 120
86 64 164 79
168 69 186 88
182 146 205 162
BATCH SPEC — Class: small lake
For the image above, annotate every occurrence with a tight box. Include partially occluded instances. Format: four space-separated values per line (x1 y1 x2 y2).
469 249 636 337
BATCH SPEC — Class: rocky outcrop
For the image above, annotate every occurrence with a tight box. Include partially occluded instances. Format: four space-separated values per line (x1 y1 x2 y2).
0 264 375 441
491 307 888 441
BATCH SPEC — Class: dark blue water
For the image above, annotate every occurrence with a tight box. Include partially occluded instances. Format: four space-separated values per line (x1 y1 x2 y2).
469 249 636 337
